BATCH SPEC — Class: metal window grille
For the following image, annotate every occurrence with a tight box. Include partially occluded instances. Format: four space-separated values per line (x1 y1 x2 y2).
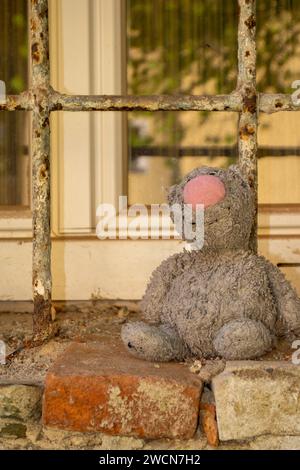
0 0 299 341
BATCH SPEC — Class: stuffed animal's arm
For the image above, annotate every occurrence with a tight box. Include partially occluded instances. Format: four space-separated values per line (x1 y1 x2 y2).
264 258 300 336
140 252 186 324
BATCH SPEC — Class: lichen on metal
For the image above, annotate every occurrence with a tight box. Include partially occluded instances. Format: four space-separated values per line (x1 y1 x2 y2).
0 0 298 340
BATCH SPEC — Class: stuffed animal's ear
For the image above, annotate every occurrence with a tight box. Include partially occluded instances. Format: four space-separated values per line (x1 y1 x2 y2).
167 184 178 205
228 164 249 184
228 164 256 216
228 164 243 177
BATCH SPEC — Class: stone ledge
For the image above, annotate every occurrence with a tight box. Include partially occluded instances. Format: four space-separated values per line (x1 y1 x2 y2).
213 361 300 441
43 339 203 440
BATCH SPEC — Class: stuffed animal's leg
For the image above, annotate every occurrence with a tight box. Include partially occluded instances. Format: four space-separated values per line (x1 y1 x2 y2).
121 321 188 362
213 319 273 360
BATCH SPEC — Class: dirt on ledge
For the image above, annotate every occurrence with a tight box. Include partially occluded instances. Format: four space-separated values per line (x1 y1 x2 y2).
0 300 295 386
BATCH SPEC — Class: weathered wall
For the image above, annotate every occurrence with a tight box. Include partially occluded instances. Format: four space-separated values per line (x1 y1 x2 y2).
0 236 299 301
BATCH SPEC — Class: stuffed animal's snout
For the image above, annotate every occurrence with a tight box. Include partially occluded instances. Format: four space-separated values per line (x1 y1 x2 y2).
183 174 226 209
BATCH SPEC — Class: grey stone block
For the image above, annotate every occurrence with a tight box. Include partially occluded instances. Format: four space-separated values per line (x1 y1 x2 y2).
213 361 300 441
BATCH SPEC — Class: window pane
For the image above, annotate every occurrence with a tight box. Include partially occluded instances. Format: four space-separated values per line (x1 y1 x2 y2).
258 112 300 204
257 0 300 93
0 0 29 207
128 111 238 205
0 112 30 207
256 1 300 205
127 0 238 205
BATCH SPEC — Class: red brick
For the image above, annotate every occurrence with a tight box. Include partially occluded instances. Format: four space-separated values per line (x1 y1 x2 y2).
200 403 219 447
43 339 203 440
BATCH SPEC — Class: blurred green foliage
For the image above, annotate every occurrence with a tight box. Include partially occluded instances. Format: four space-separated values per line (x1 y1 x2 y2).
128 0 300 96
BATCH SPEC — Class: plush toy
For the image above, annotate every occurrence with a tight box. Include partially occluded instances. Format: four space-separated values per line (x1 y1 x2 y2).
121 165 300 361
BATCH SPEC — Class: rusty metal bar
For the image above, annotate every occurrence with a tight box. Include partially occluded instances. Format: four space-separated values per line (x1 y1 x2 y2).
51 92 300 113
259 93 300 113
237 0 258 251
30 0 54 342
2 91 300 114
50 91 242 112
238 0 257 187
0 91 34 111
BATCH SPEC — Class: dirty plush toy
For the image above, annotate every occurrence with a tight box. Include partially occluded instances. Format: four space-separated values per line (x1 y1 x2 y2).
122 165 300 361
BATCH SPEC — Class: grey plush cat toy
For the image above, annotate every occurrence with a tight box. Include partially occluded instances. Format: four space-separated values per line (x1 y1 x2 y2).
122 165 300 361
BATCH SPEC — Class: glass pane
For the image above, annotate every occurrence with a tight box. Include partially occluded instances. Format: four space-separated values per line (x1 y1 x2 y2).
127 0 238 205
257 0 300 93
0 0 29 207
258 112 300 204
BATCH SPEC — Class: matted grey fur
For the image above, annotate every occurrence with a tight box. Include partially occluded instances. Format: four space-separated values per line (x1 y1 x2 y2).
121 165 300 361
